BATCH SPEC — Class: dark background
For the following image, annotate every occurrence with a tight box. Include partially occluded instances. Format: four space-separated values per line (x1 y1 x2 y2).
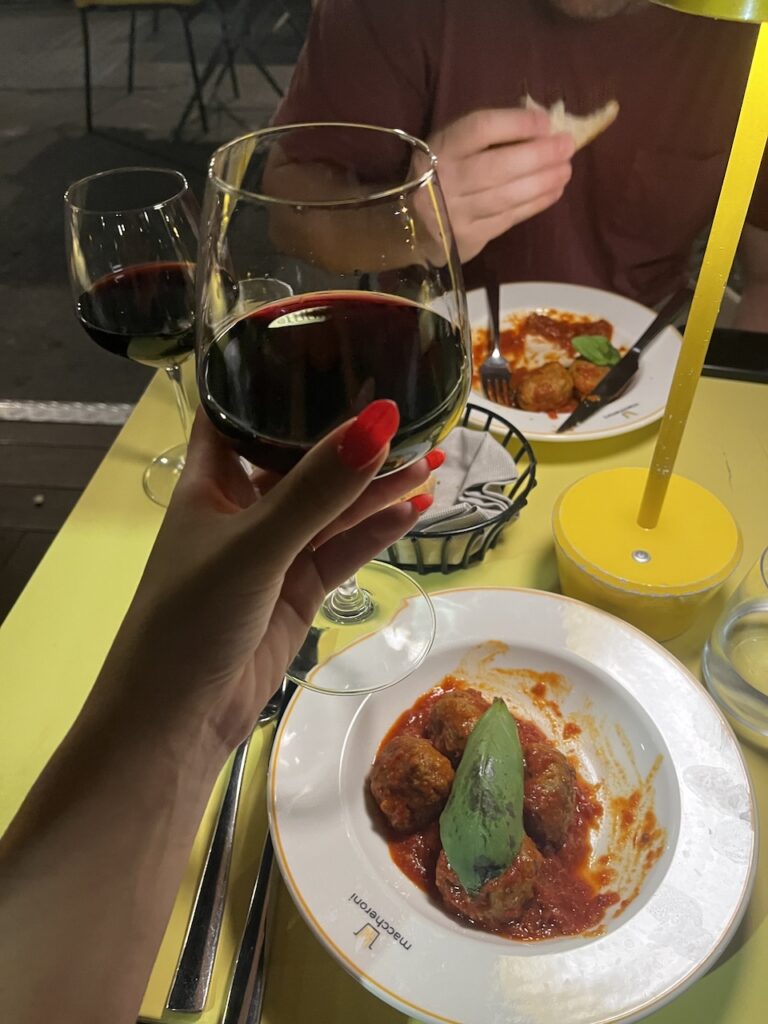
0 0 307 620
0 0 306 403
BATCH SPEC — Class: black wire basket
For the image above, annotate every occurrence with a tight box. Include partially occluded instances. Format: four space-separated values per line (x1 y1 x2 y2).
385 402 537 575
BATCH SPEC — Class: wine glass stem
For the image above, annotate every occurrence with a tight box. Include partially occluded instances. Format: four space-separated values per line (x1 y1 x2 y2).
323 574 374 623
165 363 193 440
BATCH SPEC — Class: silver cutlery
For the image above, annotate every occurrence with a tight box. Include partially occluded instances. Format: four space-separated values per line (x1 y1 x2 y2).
479 278 512 405
220 832 275 1024
166 681 287 1013
221 679 296 1024
555 287 693 433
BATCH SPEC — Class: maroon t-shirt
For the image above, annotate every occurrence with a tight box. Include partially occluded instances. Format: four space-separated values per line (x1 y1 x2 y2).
275 0 766 305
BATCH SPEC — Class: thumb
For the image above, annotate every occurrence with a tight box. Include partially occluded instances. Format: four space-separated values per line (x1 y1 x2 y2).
249 399 401 562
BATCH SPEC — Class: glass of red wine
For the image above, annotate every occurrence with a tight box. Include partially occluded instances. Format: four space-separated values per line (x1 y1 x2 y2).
197 124 471 693
65 167 199 506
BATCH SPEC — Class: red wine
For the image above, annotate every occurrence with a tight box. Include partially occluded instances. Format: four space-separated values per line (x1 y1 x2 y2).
199 291 469 473
77 261 195 368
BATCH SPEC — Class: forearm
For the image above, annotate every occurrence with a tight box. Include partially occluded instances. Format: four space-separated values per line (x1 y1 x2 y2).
733 223 768 331
732 279 768 331
262 154 446 275
265 186 446 278
0 657 226 1024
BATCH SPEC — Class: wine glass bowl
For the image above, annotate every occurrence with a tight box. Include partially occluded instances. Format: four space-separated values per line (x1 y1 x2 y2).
197 124 471 476
65 167 199 506
197 124 472 694
74 260 195 369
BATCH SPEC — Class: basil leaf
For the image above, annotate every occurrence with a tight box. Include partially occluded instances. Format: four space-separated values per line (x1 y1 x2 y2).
439 698 524 895
572 334 620 366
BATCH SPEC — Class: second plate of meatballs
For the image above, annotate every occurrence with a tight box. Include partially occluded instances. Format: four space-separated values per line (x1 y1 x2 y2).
467 281 682 441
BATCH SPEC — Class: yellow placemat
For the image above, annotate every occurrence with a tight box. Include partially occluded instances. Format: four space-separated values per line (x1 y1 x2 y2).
260 378 768 1024
1 371 766 1024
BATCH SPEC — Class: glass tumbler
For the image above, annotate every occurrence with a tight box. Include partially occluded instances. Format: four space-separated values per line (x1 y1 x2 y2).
702 545 768 738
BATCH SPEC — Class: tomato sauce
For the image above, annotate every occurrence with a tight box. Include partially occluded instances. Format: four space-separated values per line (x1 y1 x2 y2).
377 680 620 941
471 310 614 411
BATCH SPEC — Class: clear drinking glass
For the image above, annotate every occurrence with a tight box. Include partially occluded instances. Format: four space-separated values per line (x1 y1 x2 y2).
702 545 768 738
65 167 199 506
197 123 471 693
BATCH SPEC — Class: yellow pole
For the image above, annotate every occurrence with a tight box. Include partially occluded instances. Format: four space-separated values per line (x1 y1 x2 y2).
637 22 768 529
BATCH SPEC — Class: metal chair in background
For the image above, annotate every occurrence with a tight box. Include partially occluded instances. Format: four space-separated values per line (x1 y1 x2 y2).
173 0 294 137
74 0 240 133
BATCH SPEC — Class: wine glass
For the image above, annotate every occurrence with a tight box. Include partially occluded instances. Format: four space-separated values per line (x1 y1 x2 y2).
65 167 199 507
197 124 471 693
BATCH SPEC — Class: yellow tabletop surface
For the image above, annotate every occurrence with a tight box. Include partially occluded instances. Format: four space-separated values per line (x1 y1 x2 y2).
1 366 766 1024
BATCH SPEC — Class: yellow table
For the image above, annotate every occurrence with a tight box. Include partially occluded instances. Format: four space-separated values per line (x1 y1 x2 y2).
1 370 766 1024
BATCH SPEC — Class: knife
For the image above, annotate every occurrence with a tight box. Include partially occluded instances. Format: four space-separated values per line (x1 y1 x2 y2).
220 834 275 1024
166 684 288 1013
220 679 296 1024
556 286 693 434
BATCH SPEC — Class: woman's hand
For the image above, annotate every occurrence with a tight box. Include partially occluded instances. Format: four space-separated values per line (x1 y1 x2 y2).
0 399 439 1024
428 108 574 263
98 400 435 756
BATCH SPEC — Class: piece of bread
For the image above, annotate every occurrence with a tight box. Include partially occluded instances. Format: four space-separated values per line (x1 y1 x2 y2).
523 95 619 151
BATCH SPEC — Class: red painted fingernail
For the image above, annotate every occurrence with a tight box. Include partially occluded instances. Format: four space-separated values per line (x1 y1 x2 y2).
409 493 434 513
425 449 445 470
337 400 400 470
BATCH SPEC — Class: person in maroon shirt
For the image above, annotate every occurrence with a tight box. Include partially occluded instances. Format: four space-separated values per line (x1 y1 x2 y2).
277 0 768 329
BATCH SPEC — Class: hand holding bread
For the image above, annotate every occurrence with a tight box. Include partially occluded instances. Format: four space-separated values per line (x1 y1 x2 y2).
523 95 620 151
428 96 618 264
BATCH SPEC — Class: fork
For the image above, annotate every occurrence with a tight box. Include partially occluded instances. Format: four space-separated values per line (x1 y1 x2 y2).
479 278 512 405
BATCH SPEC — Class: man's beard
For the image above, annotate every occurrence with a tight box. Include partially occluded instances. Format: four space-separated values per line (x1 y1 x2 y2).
546 0 645 19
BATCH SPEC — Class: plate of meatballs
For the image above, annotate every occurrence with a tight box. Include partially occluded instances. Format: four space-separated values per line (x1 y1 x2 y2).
268 588 756 1024
468 282 683 441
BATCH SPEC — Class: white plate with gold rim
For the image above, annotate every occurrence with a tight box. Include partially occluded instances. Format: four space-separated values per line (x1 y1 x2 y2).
268 588 756 1024
468 282 683 442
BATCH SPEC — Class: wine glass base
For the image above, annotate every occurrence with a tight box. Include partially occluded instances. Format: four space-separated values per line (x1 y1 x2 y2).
142 443 187 507
287 562 436 695
322 584 374 623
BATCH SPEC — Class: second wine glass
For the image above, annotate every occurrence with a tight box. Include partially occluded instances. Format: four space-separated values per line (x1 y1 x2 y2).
197 123 471 693
65 167 199 506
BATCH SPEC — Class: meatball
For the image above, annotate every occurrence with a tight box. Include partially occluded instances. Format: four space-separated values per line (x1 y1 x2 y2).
516 362 574 412
571 358 610 398
426 688 491 765
523 742 576 849
435 836 543 928
369 735 454 833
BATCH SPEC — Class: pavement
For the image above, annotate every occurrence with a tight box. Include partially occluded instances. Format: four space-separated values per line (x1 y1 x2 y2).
0 0 305 407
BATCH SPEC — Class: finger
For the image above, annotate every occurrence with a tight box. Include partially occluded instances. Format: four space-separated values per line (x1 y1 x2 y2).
432 108 552 159
462 185 567 258
457 186 567 261
250 399 400 564
312 502 423 593
248 467 282 494
174 410 257 511
274 495 425 638
453 133 573 196
311 452 436 548
180 409 237 480
462 162 572 220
